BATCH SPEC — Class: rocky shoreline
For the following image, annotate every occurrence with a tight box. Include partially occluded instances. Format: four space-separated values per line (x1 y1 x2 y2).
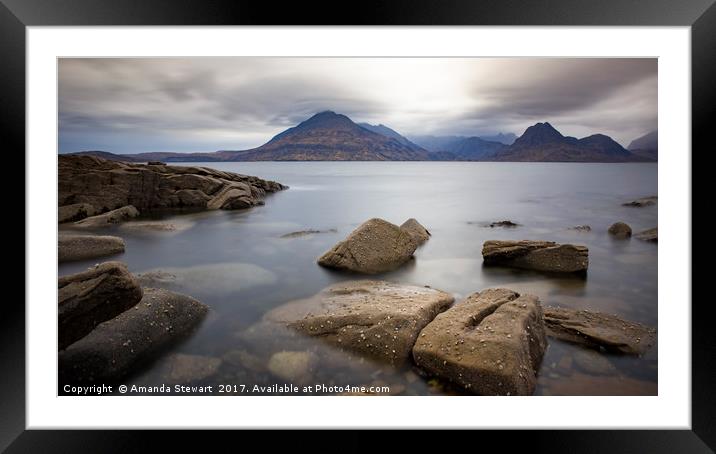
57 160 657 395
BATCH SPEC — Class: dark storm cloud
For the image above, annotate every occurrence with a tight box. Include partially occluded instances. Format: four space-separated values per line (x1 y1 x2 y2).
58 58 657 153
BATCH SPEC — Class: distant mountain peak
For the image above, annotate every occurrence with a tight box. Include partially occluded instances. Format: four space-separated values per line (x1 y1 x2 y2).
513 122 564 147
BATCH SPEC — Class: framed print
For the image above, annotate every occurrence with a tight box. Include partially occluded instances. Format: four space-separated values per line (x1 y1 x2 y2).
5 0 712 450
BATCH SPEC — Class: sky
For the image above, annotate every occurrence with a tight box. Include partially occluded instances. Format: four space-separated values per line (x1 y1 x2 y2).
58 57 657 153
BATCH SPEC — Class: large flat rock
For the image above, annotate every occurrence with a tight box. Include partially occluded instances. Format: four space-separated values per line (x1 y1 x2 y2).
58 234 125 263
58 154 286 221
251 280 454 365
59 287 208 383
73 205 139 228
412 288 547 395
317 218 419 274
58 262 143 350
482 240 589 273
543 307 656 355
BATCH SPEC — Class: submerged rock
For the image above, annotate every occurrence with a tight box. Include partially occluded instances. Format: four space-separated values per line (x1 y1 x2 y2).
59 287 208 383
58 154 286 214
317 218 419 274
622 196 657 207
569 225 592 232
58 262 143 350
73 205 139 228
482 240 589 273
160 353 222 384
58 203 97 223
412 288 547 396
608 222 632 239
58 234 125 263
280 228 337 238
543 307 656 355
119 221 179 232
571 349 618 376
400 218 431 245
252 280 454 365
635 227 658 243
267 351 318 384
488 220 520 228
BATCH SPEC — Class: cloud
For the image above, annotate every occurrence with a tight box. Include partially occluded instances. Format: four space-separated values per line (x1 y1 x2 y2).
58 57 657 153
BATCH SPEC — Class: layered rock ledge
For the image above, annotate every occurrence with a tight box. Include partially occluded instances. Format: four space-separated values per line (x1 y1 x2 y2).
543 307 656 355
482 240 588 273
58 234 125 263
412 288 547 395
58 155 287 222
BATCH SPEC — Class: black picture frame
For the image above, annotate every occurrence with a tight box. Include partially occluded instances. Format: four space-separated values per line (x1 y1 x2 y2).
5 0 710 451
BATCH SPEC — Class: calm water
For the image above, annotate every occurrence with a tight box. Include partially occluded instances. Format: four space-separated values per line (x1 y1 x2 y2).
59 162 658 395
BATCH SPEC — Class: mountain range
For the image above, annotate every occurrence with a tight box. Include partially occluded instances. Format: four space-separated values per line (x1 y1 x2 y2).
67 111 656 163
627 130 658 161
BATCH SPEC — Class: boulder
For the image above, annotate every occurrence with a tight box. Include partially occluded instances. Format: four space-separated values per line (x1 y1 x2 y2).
160 353 222 384
73 205 139 228
488 220 520 228
482 240 589 273
58 154 286 213
622 196 657 207
569 225 592 232
635 227 658 243
251 280 454 365
267 351 318 384
412 288 547 396
543 307 656 355
608 222 632 239
59 287 209 383
400 218 431 244
58 234 125 263
58 203 97 223
58 262 143 350
317 218 419 274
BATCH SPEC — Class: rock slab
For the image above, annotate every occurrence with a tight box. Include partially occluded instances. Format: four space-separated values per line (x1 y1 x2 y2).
318 218 419 274
258 280 454 365
635 227 658 243
58 234 125 263
58 262 143 350
73 205 140 228
59 287 208 383
482 240 589 273
59 154 286 218
412 288 547 395
543 307 656 355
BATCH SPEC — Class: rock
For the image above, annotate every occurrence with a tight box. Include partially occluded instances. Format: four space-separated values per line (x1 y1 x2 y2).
571 349 618 376
58 154 286 213
59 287 209 383
412 288 547 395
58 203 97 223
58 234 125 263
622 196 657 207
120 221 177 232
135 263 276 297
147 161 166 165
482 240 589 273
400 218 431 244
543 307 656 355
608 222 632 239
280 228 337 238
488 220 520 228
73 205 140 228
635 227 658 242
317 218 419 274
160 353 222 384
255 280 454 365
569 225 592 232
58 262 143 350
223 349 266 372
267 351 318 384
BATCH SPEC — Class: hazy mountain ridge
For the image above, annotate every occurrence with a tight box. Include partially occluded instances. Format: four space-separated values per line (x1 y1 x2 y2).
67 112 653 162
627 130 658 161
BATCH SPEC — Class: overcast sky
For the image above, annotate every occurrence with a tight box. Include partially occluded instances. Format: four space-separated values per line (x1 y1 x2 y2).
58 57 657 153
